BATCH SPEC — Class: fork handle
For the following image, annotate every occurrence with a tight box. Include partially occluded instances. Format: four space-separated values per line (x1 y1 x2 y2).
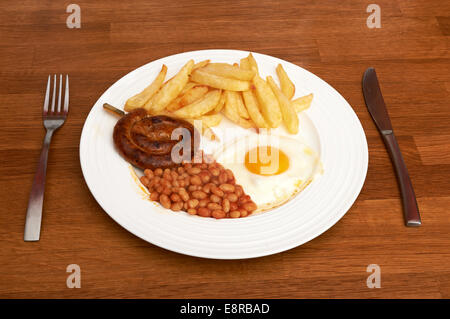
382 132 421 226
24 129 54 241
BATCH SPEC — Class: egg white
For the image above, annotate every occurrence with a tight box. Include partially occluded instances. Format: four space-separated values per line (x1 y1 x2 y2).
214 134 322 212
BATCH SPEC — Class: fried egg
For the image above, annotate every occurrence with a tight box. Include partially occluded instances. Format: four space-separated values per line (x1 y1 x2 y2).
215 134 322 212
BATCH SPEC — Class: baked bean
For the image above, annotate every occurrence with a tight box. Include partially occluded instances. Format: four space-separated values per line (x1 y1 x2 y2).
211 167 220 176
212 210 225 219
170 193 181 202
178 189 189 201
192 190 207 199
197 207 211 217
190 175 202 185
154 168 163 176
226 193 238 202
207 202 222 210
239 209 248 217
229 210 241 218
171 202 183 211
211 177 220 185
219 183 235 193
187 167 201 175
230 202 238 212
172 180 180 188
187 199 199 208
242 201 257 212
200 163 208 169
199 198 209 207
199 171 211 183
210 194 221 203
155 185 163 193
188 185 198 192
140 176 149 186
183 202 188 210
222 198 230 213
144 169 154 179
162 187 172 195
159 194 171 209
150 192 159 201
211 185 224 197
160 179 171 188
218 172 228 183
202 183 215 193
235 185 243 197
184 163 192 169
225 169 234 182
187 208 197 215
177 166 185 174
238 195 251 204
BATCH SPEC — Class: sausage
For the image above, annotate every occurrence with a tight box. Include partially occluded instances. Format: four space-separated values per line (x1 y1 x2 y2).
113 108 199 169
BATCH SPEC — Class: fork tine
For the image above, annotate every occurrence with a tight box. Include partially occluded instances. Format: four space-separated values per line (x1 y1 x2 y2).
57 74 62 113
64 75 69 114
51 74 56 113
43 75 51 114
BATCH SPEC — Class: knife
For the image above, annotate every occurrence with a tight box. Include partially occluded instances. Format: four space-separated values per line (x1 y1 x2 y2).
362 67 421 226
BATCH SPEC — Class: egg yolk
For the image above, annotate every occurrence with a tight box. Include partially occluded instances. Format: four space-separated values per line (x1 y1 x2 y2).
245 146 289 176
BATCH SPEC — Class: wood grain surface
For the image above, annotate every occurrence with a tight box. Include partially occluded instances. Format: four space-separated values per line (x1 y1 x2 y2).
0 0 449 299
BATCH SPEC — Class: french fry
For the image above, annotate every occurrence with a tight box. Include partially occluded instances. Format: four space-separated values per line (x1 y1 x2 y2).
190 68 250 91
267 76 299 134
226 90 249 119
197 113 222 127
252 75 282 128
200 63 255 81
212 91 226 113
144 60 194 112
292 93 313 112
186 118 220 141
173 89 221 118
242 89 269 128
247 53 259 76
240 57 251 71
180 81 196 95
223 91 255 129
193 59 210 70
166 85 208 112
276 64 295 100
124 65 167 111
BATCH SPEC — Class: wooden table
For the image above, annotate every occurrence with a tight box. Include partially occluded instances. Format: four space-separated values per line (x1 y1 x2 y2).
1 0 449 299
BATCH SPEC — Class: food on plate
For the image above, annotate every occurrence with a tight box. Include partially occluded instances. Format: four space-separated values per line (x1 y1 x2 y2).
166 85 209 112
215 134 321 212
276 64 295 99
242 89 269 128
193 59 210 70
124 65 167 112
113 108 199 170
247 53 259 75
139 158 257 219
144 60 194 113
223 91 255 129
201 63 255 81
107 52 319 219
266 76 299 134
292 93 314 112
190 68 251 91
172 89 222 118
252 75 282 128
227 90 249 119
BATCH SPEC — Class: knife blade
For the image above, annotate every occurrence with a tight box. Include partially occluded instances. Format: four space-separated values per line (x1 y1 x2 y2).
362 67 421 226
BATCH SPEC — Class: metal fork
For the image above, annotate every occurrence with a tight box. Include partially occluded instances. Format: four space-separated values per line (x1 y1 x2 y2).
24 74 69 241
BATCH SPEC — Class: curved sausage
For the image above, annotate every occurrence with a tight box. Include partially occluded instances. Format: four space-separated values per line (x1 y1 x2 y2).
113 108 199 169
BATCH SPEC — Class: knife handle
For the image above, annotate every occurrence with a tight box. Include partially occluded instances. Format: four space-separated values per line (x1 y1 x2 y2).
382 133 421 226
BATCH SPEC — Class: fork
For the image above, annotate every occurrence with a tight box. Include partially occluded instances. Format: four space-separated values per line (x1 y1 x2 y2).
24 74 69 241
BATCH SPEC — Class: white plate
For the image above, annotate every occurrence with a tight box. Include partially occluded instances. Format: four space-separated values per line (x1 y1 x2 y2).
80 49 368 259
